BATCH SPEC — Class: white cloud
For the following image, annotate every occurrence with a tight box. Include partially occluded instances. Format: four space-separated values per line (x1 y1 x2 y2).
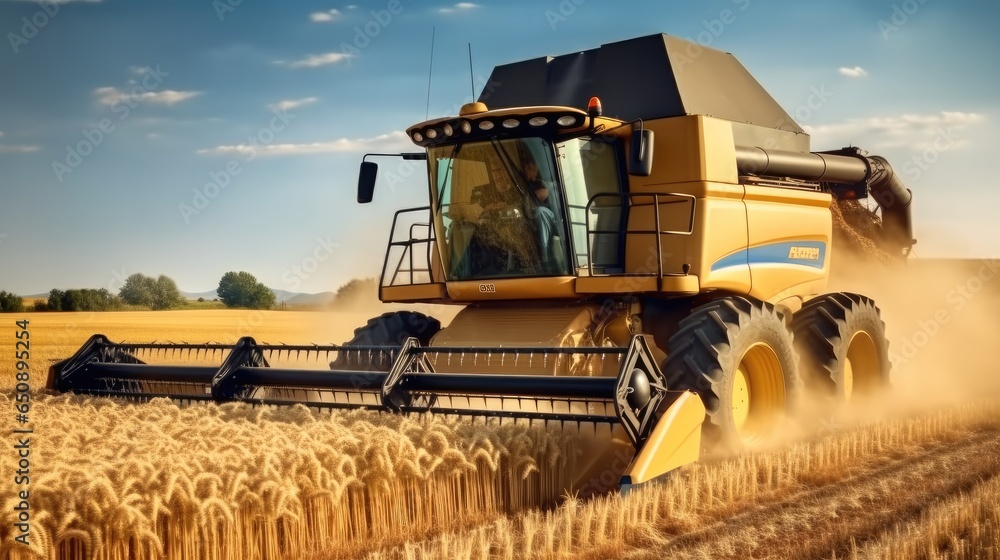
0 131 40 153
804 111 987 152
147 133 161 140
0 144 40 154
146 91 203 105
275 53 352 69
310 9 340 22
440 2 480 13
93 86 202 106
839 66 868 78
197 131 413 157
268 97 318 112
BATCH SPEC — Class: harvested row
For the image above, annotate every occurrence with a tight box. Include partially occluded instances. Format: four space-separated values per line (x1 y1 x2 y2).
0 393 582 560
348 401 1000 560
849 472 1000 560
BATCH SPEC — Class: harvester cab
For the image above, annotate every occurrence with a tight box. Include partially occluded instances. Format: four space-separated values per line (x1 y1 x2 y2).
50 33 912 496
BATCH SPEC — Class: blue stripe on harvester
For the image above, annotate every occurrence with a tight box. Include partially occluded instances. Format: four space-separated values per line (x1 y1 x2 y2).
711 241 826 272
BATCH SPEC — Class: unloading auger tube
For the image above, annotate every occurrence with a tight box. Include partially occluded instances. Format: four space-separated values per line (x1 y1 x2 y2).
49 334 686 448
735 145 915 256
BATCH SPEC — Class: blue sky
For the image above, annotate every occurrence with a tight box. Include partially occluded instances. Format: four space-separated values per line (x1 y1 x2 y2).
0 0 997 295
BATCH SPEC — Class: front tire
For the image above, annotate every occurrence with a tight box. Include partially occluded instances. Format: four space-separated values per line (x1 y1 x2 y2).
330 311 441 371
662 297 801 453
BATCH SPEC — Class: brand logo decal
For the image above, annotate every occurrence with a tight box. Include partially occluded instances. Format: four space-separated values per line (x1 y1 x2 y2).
788 247 821 260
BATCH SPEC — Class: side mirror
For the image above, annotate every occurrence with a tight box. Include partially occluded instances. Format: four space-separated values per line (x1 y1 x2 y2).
357 161 378 203
629 129 654 177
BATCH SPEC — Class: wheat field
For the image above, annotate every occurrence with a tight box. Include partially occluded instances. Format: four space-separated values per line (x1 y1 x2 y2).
0 393 585 560
3 309 1000 559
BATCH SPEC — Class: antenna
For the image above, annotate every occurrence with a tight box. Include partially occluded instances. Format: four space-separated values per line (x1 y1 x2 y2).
467 43 475 100
424 26 436 120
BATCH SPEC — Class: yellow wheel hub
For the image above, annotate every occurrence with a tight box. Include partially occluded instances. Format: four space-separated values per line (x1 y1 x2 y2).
732 343 785 445
844 331 879 399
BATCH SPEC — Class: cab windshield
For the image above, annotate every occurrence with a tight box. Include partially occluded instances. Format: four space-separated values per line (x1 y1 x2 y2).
430 138 571 280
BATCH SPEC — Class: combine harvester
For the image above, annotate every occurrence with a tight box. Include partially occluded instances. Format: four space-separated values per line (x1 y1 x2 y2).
49 34 913 494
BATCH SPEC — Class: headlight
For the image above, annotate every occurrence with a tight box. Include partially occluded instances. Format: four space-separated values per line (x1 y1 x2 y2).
461 121 472 134
502 118 520 129
528 116 548 127
556 115 577 127
426 128 438 139
412 132 423 142
626 368 651 410
479 120 494 131
443 123 454 136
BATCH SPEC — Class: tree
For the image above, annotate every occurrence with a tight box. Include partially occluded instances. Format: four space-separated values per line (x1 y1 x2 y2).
47 289 64 311
0 291 24 312
119 273 156 306
217 271 275 309
333 278 378 309
151 275 183 310
119 273 184 309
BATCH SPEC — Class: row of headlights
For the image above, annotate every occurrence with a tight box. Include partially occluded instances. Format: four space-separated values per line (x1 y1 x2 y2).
412 114 580 143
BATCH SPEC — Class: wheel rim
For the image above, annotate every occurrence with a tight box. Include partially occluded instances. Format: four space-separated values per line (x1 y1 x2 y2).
732 366 751 430
844 331 880 399
842 358 855 399
733 342 785 445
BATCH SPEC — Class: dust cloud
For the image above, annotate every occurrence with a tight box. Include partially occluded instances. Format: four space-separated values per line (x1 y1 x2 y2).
826 255 1000 420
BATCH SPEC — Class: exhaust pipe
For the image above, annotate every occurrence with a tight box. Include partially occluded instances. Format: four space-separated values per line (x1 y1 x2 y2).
735 146 915 256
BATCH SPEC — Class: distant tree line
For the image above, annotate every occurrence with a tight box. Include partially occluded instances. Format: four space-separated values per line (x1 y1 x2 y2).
12 272 186 312
3 270 280 313
40 288 123 311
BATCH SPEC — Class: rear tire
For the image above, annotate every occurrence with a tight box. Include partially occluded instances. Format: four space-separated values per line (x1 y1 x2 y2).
330 311 441 371
793 293 890 402
662 297 801 454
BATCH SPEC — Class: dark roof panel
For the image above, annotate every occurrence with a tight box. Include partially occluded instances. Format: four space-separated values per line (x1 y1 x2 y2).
480 33 806 140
